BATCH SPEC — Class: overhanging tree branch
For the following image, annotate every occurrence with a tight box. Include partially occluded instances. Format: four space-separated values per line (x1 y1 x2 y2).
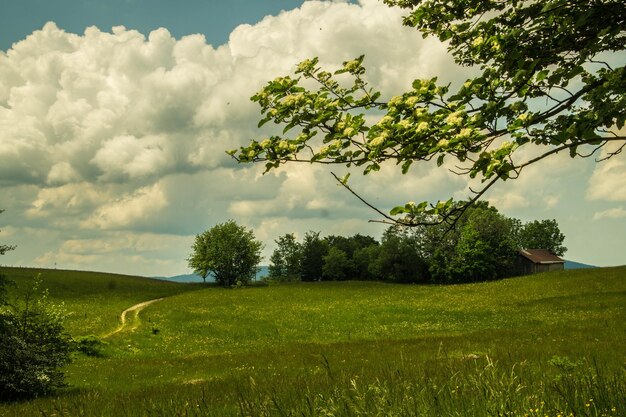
233 0 626 226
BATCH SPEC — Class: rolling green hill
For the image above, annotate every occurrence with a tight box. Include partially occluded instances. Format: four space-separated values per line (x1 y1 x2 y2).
0 266 202 335
0 266 624 416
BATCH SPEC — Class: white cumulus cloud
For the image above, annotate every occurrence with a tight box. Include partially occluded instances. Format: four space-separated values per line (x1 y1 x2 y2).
2 1 623 274
84 183 168 230
587 141 626 202
593 207 626 220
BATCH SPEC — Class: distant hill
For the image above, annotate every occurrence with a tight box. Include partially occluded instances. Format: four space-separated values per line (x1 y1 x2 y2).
564 260 597 270
156 263 600 281
154 274 208 283
155 266 270 283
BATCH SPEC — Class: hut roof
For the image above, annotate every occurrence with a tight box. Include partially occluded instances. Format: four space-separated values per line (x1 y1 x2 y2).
519 249 565 264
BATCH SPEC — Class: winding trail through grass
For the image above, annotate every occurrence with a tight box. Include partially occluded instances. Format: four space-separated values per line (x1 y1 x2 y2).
104 298 164 338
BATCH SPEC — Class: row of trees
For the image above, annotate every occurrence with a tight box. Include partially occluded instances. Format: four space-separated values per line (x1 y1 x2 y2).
268 203 566 284
188 204 566 287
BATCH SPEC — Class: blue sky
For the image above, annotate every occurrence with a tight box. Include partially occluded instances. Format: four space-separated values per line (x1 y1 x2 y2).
0 0 307 51
0 0 624 275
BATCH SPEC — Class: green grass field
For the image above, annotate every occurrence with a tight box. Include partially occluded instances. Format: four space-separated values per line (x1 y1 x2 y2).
0 266 624 416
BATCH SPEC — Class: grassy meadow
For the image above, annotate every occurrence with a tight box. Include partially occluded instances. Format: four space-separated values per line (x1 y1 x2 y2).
0 267 203 335
0 266 624 416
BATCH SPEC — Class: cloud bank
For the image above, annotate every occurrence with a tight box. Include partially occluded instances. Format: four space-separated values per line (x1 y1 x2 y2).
1 0 624 274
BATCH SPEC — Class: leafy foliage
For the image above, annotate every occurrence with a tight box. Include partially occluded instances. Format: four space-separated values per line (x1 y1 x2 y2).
0 210 16 257
352 244 380 281
370 226 429 283
0 276 72 401
268 233 303 281
442 207 519 282
519 219 567 256
267 205 565 283
297 233 381 281
321 247 350 281
188 220 263 287
299 231 328 281
73 335 107 357
233 0 626 225
326 234 378 278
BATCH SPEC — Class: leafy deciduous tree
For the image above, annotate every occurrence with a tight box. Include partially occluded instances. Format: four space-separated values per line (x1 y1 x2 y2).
443 207 519 282
371 225 429 283
268 233 303 281
233 0 625 226
352 243 380 281
300 231 328 281
404 203 554 282
323 234 378 278
188 220 263 287
322 247 350 281
519 219 567 256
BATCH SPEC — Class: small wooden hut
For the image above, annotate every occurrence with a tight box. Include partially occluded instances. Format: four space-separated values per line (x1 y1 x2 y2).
517 249 565 275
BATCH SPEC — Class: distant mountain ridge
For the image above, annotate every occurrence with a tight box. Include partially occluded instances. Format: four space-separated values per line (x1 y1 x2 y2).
564 260 596 270
156 262 594 283
155 266 270 283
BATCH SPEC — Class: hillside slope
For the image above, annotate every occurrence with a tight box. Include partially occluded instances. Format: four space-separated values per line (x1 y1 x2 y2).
1 266 624 417
0 266 201 334
135 266 626 357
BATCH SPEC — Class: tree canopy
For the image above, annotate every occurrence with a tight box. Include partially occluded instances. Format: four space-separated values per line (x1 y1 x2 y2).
0 210 16 256
518 219 567 256
424 204 520 282
264 204 566 284
268 233 303 282
370 226 429 283
233 0 626 225
188 220 263 287
299 231 329 281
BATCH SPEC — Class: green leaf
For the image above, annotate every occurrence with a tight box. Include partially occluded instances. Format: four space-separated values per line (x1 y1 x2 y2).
283 122 296 134
567 65 585 79
536 69 549 82
258 117 271 128
401 160 413 174
390 205 408 215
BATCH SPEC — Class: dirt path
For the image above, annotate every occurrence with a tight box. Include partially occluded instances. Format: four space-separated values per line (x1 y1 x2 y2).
103 298 164 338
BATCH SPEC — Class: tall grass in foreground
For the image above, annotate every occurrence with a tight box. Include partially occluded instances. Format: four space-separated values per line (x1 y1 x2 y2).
3 356 624 416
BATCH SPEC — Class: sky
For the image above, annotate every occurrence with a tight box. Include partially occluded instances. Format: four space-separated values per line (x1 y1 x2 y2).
0 0 624 276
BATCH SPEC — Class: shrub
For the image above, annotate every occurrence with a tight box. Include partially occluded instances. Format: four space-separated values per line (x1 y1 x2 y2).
73 335 107 357
0 276 73 401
